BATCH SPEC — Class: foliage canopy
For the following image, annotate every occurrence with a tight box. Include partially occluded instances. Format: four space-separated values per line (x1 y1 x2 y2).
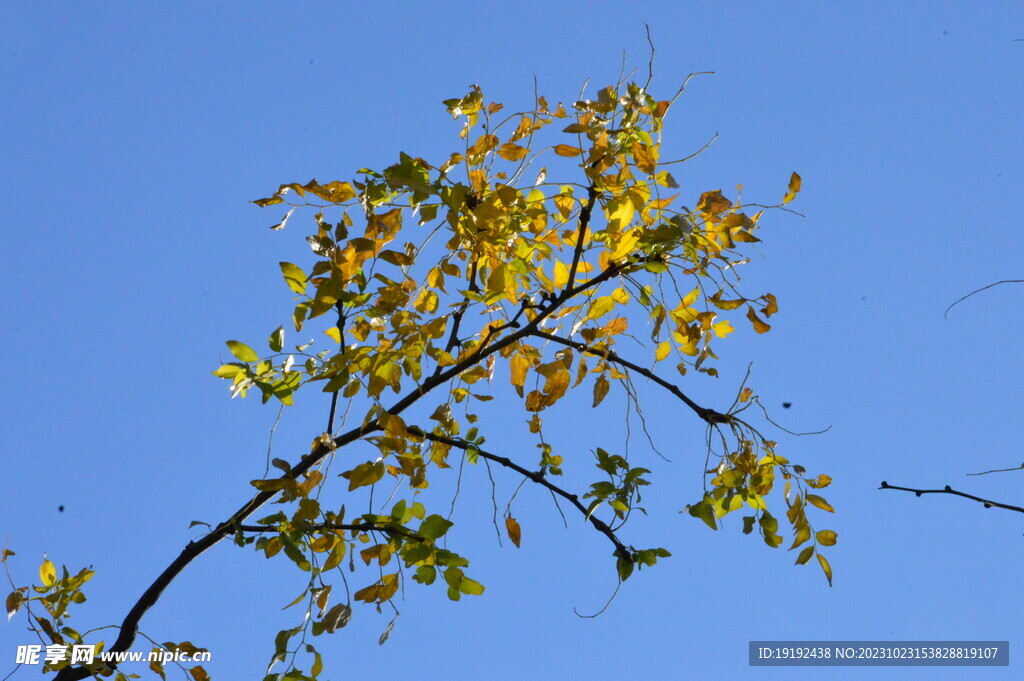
6 70 834 681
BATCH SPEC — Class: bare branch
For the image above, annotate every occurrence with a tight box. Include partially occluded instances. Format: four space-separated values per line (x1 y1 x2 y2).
879 481 1024 514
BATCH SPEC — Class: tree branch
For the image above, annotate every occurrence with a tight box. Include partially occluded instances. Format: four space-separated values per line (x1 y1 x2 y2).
530 329 727 424
566 185 600 291
237 522 427 543
440 259 480 358
55 259 637 681
407 426 633 562
879 481 1024 514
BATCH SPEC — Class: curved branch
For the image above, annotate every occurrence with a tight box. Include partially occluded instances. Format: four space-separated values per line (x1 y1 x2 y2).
944 279 1024 318
407 426 633 563
529 329 727 424
879 481 1024 514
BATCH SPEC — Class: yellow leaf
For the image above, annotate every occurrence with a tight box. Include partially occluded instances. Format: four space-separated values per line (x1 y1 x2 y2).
681 287 699 308
586 296 615 321
611 287 630 304
610 228 639 260
782 172 802 205
524 389 546 412
807 474 832 489
816 529 838 546
806 494 835 513
654 341 671 362
712 320 734 338
710 294 745 311
605 197 636 233
789 524 811 550
552 260 569 289
553 144 583 158
279 262 307 294
794 545 815 565
553 191 574 221
414 289 439 313
324 327 342 343
310 535 336 553
509 352 530 389
505 516 522 548
353 573 400 604
212 363 245 379
817 553 833 586
39 559 56 587
630 141 658 174
601 317 628 335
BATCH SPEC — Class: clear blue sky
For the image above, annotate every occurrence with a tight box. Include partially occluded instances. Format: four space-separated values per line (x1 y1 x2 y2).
3 2 1023 680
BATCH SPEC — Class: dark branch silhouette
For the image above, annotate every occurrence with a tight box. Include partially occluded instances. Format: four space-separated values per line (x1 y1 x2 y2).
879 481 1024 514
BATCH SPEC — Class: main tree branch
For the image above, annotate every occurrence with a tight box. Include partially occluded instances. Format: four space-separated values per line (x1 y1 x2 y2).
879 481 1024 514
407 426 633 562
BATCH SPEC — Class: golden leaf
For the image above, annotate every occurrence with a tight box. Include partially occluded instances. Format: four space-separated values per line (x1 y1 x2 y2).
505 516 522 548
553 144 583 158
696 190 732 216
817 553 833 586
815 530 838 546
746 307 771 334
497 143 529 161
592 373 610 407
782 172 802 205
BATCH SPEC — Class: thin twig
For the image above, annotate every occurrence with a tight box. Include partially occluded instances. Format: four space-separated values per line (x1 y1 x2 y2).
407 426 633 562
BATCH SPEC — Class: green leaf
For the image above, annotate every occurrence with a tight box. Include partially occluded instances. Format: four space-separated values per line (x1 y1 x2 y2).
687 502 717 531
616 556 634 582
269 326 285 352
794 545 815 565
226 340 258 363
414 565 436 585
419 514 454 540
458 577 485 595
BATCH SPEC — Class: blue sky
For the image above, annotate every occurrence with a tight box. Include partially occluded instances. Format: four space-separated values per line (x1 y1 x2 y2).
3 2 1023 680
